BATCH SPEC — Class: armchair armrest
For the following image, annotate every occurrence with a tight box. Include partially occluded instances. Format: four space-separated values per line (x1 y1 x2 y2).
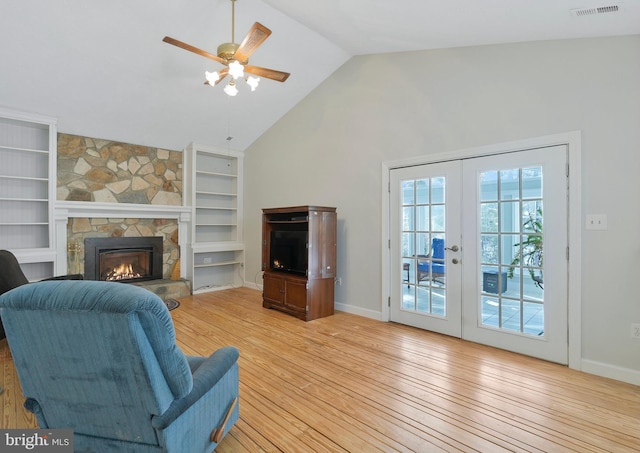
24 398 49 428
151 346 239 429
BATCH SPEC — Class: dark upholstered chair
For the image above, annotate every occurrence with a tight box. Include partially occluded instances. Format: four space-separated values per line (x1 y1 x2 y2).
0 250 83 339
417 238 446 284
0 280 239 453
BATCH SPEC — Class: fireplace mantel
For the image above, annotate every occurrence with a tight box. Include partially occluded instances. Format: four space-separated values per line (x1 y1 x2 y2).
54 201 192 278
55 200 191 220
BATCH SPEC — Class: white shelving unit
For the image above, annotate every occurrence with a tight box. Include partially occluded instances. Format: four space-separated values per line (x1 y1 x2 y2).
0 107 58 280
185 143 244 293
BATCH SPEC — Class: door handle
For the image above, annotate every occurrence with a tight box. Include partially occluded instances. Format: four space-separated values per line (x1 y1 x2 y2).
445 245 459 252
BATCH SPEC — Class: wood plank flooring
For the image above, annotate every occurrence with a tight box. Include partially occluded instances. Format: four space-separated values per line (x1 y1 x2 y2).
2 287 639 452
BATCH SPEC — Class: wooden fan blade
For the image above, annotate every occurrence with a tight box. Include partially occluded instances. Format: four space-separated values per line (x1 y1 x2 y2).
244 65 290 83
233 22 272 63
163 36 226 64
215 69 229 85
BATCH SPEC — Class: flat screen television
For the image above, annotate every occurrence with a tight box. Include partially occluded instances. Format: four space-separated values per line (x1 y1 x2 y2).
270 230 308 275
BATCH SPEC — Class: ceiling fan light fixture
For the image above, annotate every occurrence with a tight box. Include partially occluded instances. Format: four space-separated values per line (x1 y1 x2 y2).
228 60 244 79
205 70 221 85
162 0 290 96
246 76 260 91
224 80 239 96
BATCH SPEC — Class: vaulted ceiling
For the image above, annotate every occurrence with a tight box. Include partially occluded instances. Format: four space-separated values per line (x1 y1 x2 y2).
2 0 638 151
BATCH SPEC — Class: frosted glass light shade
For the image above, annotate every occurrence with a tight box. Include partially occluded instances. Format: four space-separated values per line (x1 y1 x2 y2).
224 81 239 96
228 60 244 79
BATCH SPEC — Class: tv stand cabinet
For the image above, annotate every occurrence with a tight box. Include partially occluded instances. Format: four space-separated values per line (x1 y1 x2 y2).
262 206 337 321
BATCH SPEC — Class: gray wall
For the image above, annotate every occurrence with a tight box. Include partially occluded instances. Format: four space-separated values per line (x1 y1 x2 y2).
243 35 640 383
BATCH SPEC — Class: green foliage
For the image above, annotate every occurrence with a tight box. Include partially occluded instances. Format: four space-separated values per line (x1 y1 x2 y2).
508 207 543 288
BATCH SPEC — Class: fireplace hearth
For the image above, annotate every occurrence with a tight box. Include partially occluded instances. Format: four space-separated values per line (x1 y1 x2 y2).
84 237 163 283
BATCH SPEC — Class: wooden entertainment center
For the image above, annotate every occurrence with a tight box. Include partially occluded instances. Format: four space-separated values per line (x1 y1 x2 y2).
262 206 337 321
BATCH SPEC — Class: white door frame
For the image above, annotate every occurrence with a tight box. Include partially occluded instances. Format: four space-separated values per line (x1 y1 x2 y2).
381 131 582 370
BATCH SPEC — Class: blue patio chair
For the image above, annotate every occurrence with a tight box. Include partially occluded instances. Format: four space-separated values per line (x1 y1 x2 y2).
418 238 446 284
0 280 239 453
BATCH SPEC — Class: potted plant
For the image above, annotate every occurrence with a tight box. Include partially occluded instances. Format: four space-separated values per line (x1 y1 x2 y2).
508 206 543 289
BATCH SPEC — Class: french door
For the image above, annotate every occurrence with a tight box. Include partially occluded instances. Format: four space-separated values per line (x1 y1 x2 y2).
390 145 568 364
389 161 463 337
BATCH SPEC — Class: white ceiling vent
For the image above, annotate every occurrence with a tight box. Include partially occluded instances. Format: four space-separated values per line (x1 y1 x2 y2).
571 4 621 17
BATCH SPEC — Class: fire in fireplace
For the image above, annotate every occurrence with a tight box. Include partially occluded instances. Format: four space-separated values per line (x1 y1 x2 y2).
84 237 163 283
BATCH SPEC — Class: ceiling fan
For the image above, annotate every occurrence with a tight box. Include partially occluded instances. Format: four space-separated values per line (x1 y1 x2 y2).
162 0 290 96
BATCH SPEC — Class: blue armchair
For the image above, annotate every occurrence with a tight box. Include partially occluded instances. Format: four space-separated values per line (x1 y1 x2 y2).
0 280 239 453
417 238 446 284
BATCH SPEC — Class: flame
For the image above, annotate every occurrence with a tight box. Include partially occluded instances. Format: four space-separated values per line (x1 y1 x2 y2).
107 263 142 281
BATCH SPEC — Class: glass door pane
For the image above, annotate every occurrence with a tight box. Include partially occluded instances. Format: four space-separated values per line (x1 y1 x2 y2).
479 166 544 336
401 177 447 316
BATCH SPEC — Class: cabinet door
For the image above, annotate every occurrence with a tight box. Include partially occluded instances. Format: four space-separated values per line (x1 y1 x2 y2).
263 273 284 305
308 211 321 278
284 278 307 312
262 214 269 271
308 210 337 279
321 211 337 279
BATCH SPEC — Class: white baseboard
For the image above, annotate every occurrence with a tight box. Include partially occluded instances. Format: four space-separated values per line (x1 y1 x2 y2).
240 288 385 321
580 359 640 386
334 301 384 321
243 282 262 291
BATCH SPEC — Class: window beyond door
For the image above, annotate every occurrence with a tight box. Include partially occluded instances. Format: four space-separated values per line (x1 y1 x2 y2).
478 167 545 336
401 176 447 316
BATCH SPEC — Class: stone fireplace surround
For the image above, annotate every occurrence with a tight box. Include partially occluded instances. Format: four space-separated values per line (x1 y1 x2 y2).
55 201 191 290
65 213 181 280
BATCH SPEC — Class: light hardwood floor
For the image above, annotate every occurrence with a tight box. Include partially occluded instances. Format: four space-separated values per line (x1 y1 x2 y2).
1 287 639 452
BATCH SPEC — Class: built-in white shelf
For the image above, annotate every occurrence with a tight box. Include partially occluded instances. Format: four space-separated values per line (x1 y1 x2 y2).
196 170 238 178
186 143 244 292
0 107 57 279
0 222 49 225
0 145 49 154
0 175 49 182
195 260 243 268
196 223 237 226
196 191 237 196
